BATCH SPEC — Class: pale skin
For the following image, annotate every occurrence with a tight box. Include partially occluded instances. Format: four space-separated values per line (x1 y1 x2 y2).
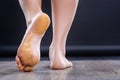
16 0 79 71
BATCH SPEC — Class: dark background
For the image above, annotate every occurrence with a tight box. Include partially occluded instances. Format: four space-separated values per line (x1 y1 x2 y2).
0 0 120 57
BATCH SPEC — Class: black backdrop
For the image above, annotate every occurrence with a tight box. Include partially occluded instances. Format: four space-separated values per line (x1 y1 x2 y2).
0 0 120 57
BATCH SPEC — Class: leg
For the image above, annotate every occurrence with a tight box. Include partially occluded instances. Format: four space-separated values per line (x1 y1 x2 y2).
50 0 79 69
16 0 50 72
18 0 42 26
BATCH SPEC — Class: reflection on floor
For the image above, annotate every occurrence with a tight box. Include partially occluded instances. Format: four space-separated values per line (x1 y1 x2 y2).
0 57 120 80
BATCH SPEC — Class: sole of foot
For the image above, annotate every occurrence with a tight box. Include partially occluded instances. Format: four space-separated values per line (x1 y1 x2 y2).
16 12 50 72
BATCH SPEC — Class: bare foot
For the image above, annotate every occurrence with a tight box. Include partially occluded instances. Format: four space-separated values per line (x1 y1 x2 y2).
49 44 72 70
16 13 50 72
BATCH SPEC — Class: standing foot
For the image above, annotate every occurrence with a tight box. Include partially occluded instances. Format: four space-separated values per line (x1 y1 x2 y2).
49 45 72 70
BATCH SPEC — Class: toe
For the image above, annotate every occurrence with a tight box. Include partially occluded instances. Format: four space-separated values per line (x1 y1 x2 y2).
17 64 24 71
66 61 73 68
16 56 21 65
23 66 33 72
16 56 24 71
68 61 73 67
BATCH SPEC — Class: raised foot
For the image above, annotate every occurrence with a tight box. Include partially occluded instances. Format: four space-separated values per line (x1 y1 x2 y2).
16 13 50 72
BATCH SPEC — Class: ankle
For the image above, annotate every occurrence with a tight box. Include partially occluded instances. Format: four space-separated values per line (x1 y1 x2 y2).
26 11 43 26
49 42 66 54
